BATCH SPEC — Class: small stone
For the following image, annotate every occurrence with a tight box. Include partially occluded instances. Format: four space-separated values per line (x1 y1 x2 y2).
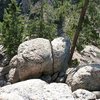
56 76 66 83
6 82 11 85
41 75 51 83
0 80 6 87
2 58 9 67
51 72 59 81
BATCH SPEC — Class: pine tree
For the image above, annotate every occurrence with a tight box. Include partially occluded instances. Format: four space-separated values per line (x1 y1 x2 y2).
27 0 56 40
51 0 71 36
2 0 24 59
63 0 100 50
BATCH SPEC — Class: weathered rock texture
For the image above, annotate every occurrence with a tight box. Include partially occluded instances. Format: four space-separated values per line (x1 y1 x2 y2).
52 37 70 73
73 89 96 100
73 45 100 65
92 91 100 99
0 79 74 100
8 37 70 83
66 64 100 91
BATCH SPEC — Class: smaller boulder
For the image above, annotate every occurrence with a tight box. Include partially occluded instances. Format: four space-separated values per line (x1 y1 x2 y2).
41 75 51 83
73 89 96 100
73 45 100 65
66 64 100 91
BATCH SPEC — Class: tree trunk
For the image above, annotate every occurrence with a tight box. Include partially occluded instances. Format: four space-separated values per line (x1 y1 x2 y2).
68 0 89 65
57 16 64 36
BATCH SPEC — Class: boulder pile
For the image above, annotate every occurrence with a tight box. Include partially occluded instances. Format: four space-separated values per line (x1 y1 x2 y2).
0 38 100 100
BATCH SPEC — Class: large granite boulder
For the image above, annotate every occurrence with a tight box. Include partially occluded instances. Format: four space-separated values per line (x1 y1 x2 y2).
66 64 100 91
8 37 70 83
9 38 53 83
0 79 74 100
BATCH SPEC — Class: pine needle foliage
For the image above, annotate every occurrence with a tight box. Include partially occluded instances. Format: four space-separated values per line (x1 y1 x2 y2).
2 0 24 59
27 0 57 40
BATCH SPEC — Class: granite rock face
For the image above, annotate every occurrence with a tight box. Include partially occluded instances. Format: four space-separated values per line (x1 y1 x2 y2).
0 79 74 100
92 91 100 99
73 45 100 65
51 37 70 73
